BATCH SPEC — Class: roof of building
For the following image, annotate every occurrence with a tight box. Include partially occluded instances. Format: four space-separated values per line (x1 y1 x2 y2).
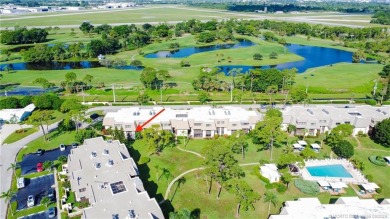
67 137 163 219
103 106 260 130
384 156 390 162
293 144 304 149
329 182 348 189
260 164 280 179
297 140 307 145
317 181 330 187
361 183 380 191
0 103 35 122
281 105 390 129
270 197 390 219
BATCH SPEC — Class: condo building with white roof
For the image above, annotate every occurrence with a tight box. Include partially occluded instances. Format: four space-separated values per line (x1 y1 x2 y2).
270 197 390 219
281 105 390 136
103 106 261 139
67 137 163 219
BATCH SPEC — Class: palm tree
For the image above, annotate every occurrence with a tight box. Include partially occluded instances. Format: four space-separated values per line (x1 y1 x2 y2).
1 190 16 215
171 177 186 201
40 196 51 207
58 155 68 164
43 161 54 172
7 162 19 180
263 191 278 217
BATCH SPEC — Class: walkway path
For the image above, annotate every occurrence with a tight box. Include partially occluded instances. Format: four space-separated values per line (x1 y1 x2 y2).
176 146 205 159
161 162 259 202
353 136 362 149
0 122 59 219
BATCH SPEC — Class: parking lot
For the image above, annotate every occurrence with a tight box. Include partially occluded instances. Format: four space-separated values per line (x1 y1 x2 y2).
12 174 55 210
19 147 72 175
19 210 58 219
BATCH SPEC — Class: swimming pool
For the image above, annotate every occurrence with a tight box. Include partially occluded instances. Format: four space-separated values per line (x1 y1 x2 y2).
306 164 353 178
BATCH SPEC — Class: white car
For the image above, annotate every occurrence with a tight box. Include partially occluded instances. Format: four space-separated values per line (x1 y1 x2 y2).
27 195 35 207
60 144 65 151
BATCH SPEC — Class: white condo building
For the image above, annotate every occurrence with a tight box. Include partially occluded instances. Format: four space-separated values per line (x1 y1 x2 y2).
103 106 261 139
67 137 163 219
270 197 390 219
0 103 35 123
281 105 390 136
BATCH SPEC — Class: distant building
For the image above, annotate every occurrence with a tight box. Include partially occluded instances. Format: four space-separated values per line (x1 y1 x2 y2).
281 105 390 136
0 104 35 123
98 2 136 9
67 137 163 219
269 197 390 219
260 164 280 183
66 7 85 11
103 106 261 139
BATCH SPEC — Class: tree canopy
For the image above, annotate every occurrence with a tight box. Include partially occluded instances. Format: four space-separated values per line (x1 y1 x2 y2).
371 118 390 148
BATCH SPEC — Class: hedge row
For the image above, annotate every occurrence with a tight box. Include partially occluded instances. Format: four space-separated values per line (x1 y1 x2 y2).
294 179 320 195
368 156 387 166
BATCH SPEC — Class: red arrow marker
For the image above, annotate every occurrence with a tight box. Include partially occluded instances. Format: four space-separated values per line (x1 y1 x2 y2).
135 108 165 132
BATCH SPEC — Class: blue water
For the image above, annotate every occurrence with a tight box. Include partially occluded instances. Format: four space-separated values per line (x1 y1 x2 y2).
0 86 59 96
0 62 143 71
218 44 353 73
306 164 353 178
144 39 255 58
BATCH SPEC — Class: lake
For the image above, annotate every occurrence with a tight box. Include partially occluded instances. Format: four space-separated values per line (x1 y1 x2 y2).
0 61 143 71
218 44 353 73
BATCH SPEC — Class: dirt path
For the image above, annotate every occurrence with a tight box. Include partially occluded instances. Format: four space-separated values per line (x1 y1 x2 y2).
177 146 205 159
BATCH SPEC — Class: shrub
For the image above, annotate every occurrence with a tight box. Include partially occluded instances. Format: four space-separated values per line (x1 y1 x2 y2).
294 179 320 195
333 140 354 158
252 166 270 184
365 99 377 106
275 183 287 194
366 174 374 181
139 156 150 165
368 156 387 166
371 118 390 148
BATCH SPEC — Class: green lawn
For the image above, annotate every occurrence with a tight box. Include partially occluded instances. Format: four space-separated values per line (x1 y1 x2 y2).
295 63 383 93
17 130 76 162
3 127 38 144
0 6 254 28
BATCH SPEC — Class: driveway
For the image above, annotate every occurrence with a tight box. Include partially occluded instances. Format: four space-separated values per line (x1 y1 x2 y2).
12 174 55 211
19 209 58 219
19 147 72 175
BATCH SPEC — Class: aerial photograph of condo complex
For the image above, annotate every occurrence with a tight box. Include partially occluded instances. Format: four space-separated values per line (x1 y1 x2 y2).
0 0 389 218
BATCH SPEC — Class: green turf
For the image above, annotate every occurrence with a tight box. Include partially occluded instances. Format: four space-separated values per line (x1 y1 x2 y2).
3 127 38 144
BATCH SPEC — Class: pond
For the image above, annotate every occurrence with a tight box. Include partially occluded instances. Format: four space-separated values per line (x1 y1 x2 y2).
0 61 143 71
218 44 353 73
144 39 255 58
0 86 59 96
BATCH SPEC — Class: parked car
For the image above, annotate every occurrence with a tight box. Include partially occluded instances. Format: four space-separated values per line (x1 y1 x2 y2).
47 188 55 201
60 144 65 151
90 113 99 120
37 162 43 172
36 149 44 156
17 177 25 189
47 207 56 218
27 195 35 207
71 143 78 148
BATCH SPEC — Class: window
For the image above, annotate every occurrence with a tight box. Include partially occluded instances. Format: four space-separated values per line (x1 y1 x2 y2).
110 181 127 194
296 122 306 125
345 121 351 124
217 121 224 124
194 123 201 126
206 124 211 127
310 123 316 126
114 124 121 128
91 152 97 158
79 188 86 192
336 122 341 125
103 149 109 155
232 124 237 127
125 125 131 128
319 120 326 123
348 112 362 116
176 114 188 118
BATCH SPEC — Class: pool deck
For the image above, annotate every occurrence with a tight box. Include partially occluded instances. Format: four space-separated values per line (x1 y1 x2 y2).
301 159 368 184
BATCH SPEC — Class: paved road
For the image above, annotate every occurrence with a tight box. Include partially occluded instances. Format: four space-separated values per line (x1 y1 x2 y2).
0 122 59 219
0 124 33 146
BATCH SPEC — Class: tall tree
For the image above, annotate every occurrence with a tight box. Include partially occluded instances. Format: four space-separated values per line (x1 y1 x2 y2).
230 130 249 160
252 109 287 160
202 139 244 198
226 179 261 217
28 110 53 141
141 124 175 154
7 162 19 180
1 190 16 215
263 191 278 217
